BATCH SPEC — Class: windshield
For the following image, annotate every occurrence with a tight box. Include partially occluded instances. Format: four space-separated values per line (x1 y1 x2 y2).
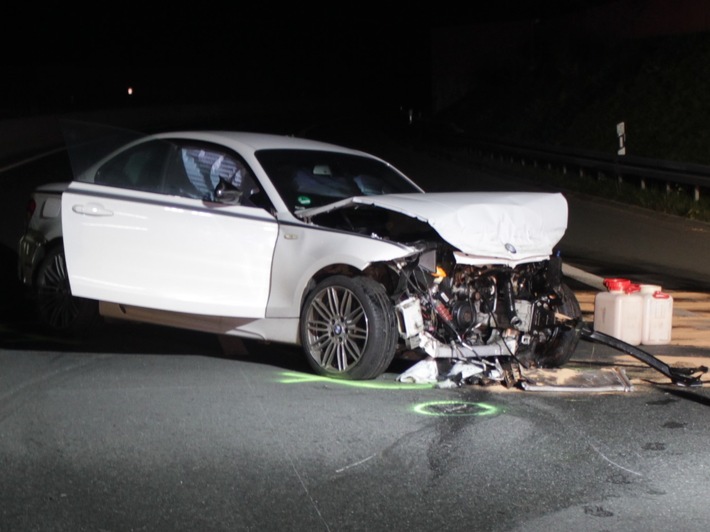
255 149 423 213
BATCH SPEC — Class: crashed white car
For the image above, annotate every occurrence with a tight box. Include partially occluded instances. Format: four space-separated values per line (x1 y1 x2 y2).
18 130 581 380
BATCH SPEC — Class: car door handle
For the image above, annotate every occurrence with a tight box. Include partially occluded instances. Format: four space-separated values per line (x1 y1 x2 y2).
72 203 114 217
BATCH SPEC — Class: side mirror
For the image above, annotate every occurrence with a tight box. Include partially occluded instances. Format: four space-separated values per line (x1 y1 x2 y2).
213 179 242 205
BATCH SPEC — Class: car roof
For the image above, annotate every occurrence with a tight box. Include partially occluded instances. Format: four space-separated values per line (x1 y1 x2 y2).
150 130 375 158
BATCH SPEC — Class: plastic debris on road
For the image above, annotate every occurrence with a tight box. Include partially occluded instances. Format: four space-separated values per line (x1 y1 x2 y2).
396 357 439 383
396 356 635 393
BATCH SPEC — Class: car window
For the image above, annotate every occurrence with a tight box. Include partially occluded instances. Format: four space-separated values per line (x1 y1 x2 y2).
255 149 422 212
174 145 264 206
93 140 171 193
92 139 266 208
178 147 250 197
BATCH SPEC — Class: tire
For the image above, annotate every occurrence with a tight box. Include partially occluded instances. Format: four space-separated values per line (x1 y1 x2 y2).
300 275 398 380
533 283 583 368
35 244 100 335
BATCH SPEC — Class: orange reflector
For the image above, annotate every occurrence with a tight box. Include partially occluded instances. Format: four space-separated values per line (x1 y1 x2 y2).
432 266 447 279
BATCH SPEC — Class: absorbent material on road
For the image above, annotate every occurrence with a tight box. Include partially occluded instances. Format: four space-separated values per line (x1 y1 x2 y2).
519 366 634 393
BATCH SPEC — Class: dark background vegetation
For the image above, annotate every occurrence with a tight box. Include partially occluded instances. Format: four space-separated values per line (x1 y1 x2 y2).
433 21 710 222
441 30 710 165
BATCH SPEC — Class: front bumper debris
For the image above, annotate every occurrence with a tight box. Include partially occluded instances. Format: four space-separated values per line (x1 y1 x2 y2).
396 323 708 389
580 326 707 387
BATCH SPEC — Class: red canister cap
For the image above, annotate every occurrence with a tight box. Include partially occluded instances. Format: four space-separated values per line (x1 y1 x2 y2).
604 278 631 291
626 283 641 294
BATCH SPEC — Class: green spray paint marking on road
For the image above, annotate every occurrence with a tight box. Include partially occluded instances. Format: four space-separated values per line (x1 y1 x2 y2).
412 401 501 417
277 372 502 417
278 371 434 390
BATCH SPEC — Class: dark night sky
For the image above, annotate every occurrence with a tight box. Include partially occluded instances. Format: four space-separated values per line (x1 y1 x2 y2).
15 2 604 64
2 2 614 113
5 6 434 109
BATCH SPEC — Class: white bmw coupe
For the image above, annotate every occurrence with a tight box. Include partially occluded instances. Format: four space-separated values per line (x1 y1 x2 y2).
18 129 581 380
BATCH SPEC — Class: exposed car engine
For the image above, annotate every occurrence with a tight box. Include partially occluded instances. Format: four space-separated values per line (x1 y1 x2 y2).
307 203 582 382
390 248 581 383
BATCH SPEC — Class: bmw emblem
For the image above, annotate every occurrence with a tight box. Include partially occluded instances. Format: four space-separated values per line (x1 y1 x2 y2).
504 243 517 254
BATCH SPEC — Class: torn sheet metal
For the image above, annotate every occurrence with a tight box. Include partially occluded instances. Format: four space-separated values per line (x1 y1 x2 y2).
397 356 513 388
396 357 439 384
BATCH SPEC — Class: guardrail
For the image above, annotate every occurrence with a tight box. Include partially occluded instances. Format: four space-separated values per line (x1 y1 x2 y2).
429 130 710 201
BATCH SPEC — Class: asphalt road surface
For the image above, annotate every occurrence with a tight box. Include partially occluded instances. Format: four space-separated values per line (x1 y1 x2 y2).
2 109 710 531
2 320 710 531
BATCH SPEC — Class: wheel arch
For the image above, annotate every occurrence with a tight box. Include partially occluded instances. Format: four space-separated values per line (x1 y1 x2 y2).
33 239 101 334
298 261 397 313
29 237 64 288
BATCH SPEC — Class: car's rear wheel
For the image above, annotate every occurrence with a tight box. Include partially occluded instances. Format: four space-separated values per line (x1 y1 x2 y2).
533 283 583 367
300 275 398 380
35 244 99 334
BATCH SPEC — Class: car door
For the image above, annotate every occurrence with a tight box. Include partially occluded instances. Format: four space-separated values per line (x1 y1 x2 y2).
62 138 278 318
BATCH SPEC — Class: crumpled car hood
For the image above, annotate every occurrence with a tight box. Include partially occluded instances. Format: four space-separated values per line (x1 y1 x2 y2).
296 191 568 265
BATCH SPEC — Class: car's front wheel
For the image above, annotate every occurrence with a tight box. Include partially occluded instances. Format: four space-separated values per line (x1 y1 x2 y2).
35 244 100 334
300 275 398 380
534 283 583 367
